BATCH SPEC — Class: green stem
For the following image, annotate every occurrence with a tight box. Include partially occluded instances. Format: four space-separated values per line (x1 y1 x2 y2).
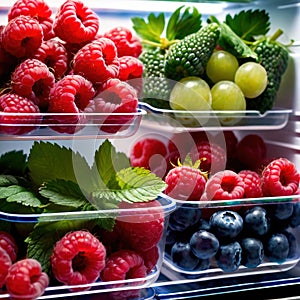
270 28 283 41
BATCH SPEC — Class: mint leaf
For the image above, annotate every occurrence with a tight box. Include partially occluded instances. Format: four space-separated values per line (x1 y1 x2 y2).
225 9 270 41
166 6 202 40
0 150 27 175
39 179 87 208
132 12 165 43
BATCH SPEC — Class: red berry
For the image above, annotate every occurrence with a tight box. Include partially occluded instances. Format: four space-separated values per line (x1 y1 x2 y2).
100 249 147 284
138 245 159 274
51 230 106 291
8 0 54 40
0 247 12 289
1 15 43 58
115 200 164 252
130 137 167 170
118 56 143 81
33 39 69 80
53 0 99 44
5 258 49 299
165 164 207 201
205 170 245 200
104 26 142 58
261 157 300 196
0 93 41 135
0 231 18 263
11 58 55 110
238 170 263 198
73 38 120 84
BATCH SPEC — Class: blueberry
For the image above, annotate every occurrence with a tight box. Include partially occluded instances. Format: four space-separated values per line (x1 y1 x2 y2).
170 242 199 270
240 237 264 268
193 257 210 271
198 218 211 231
289 202 300 228
215 241 242 272
209 210 243 240
265 233 289 263
272 202 294 220
190 230 219 259
169 206 202 231
243 206 270 236
283 230 298 259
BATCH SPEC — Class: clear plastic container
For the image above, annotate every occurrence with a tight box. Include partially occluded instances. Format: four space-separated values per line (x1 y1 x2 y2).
0 195 176 298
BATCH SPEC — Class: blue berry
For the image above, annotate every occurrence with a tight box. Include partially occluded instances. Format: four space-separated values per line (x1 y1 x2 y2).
243 206 270 236
282 230 298 259
169 206 202 231
272 202 294 220
209 210 243 240
265 233 289 263
240 237 264 268
289 202 300 228
171 242 199 270
190 230 219 259
215 241 242 272
193 258 210 271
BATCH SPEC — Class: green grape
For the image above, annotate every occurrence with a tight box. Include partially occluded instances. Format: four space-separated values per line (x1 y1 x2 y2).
169 76 212 111
211 80 246 125
206 50 239 83
234 62 268 98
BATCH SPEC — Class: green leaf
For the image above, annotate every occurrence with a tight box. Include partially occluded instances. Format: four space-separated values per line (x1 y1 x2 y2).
132 12 165 43
0 150 27 175
90 190 121 210
39 179 87 208
0 175 18 187
166 6 202 40
225 9 270 41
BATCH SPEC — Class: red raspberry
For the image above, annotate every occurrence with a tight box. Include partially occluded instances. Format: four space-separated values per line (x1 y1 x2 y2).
53 0 99 44
73 38 120 84
33 39 69 80
190 141 227 174
138 245 159 274
100 249 147 284
115 200 164 252
1 15 43 58
104 26 142 58
0 231 18 263
0 247 12 289
261 157 300 197
238 170 263 198
130 137 167 170
51 230 106 291
11 58 55 111
205 170 245 200
0 93 41 135
5 258 49 299
8 0 54 40
164 163 207 201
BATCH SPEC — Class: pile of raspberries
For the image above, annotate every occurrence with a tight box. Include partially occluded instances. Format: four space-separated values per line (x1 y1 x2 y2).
0 0 143 135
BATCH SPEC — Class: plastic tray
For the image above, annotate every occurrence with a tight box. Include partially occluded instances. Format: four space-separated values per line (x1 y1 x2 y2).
0 109 146 141
161 194 300 283
0 195 176 298
139 102 292 132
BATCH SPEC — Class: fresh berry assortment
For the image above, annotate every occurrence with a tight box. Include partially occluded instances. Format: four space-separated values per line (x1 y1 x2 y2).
0 0 142 135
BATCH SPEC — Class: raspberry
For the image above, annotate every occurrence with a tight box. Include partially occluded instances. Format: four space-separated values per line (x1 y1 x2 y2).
164 163 207 201
73 38 120 84
138 245 159 274
205 170 245 200
5 258 49 299
53 0 99 44
104 26 142 58
0 231 18 262
0 247 12 289
0 93 41 135
100 249 147 284
130 137 167 170
239 170 263 198
33 39 69 80
115 200 164 252
8 0 54 40
11 58 55 111
84 78 138 133
1 15 43 58
51 230 106 291
190 141 227 174
261 157 300 196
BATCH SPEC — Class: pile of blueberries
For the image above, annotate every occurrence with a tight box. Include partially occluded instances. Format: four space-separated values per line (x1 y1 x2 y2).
165 201 300 274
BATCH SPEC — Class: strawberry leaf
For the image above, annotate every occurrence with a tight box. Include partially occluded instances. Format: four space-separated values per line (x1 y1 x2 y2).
225 9 270 41
0 175 18 187
0 150 27 175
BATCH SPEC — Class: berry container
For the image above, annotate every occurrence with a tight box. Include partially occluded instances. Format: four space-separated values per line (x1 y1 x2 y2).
162 195 300 282
0 194 176 298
